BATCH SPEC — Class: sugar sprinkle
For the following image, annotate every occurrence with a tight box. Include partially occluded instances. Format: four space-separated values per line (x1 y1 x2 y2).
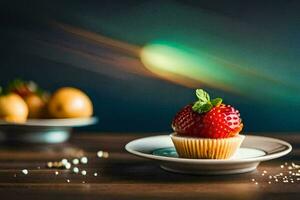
81 170 87 176
251 162 300 185
22 169 28 175
73 167 79 174
40 150 109 183
97 151 109 158
80 157 88 164
72 158 79 165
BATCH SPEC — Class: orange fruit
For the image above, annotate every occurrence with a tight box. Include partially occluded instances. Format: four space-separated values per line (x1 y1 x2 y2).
24 94 48 118
48 87 93 118
0 93 28 123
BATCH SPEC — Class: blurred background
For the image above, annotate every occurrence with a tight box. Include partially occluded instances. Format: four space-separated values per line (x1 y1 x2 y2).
0 0 299 133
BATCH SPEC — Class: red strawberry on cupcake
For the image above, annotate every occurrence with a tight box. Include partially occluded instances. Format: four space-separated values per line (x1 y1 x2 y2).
171 89 244 159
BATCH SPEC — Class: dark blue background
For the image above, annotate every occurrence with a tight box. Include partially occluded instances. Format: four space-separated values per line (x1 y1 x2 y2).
0 0 299 133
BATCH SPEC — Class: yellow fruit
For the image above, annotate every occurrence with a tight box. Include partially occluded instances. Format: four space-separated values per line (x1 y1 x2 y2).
0 93 28 123
48 87 93 118
24 94 48 118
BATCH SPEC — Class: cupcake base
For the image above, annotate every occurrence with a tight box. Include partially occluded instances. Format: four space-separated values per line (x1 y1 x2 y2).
171 134 245 159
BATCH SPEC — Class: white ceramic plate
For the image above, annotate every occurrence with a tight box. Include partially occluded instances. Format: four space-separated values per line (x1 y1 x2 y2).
125 134 292 175
0 117 97 143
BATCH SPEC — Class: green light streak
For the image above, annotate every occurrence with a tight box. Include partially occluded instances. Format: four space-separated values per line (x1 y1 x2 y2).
141 41 300 103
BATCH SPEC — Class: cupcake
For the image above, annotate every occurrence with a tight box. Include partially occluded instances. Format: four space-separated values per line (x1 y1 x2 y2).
171 89 244 159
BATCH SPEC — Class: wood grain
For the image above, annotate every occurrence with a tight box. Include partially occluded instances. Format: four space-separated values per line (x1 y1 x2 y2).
0 132 299 200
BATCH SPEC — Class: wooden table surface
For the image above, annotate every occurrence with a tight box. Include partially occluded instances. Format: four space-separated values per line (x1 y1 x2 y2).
0 133 299 200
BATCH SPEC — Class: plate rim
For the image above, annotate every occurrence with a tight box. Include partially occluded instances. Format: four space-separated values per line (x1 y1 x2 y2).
0 117 98 127
125 134 292 164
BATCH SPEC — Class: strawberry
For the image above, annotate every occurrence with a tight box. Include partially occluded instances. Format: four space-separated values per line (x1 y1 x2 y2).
172 89 243 138
6 79 49 100
7 79 36 98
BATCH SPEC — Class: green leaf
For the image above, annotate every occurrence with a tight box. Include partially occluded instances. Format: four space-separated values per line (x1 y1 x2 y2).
0 86 2 95
192 89 223 114
200 102 213 112
7 79 24 91
192 101 205 112
211 98 223 107
195 89 210 102
192 101 213 113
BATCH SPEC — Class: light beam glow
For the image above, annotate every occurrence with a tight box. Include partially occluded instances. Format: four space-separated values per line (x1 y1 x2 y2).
140 41 300 103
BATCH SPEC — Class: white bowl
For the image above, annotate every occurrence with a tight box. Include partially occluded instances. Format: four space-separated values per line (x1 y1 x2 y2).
0 117 97 143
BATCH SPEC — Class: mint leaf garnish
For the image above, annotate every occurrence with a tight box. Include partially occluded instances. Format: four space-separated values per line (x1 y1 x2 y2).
200 102 213 113
192 89 223 114
192 102 213 113
211 98 223 107
196 89 210 102
192 101 206 112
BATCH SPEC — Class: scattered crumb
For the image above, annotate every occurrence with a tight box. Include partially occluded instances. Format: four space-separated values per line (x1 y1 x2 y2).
97 151 109 158
22 169 28 175
97 151 104 157
80 157 88 164
47 162 53 168
65 162 71 169
61 159 68 165
32 152 109 182
81 170 87 176
103 152 109 158
73 167 79 174
47 161 64 169
72 159 79 165
252 162 300 185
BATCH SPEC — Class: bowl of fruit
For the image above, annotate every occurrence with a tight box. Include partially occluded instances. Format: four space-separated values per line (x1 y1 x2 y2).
0 80 97 143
